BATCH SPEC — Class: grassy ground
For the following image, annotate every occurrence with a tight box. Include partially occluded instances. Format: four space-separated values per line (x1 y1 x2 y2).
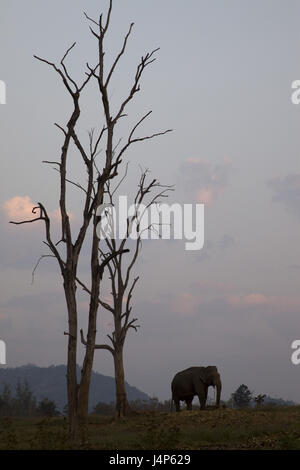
0 406 300 450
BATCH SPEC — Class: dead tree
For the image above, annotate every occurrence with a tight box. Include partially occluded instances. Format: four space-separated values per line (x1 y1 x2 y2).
10 0 171 440
254 394 266 407
81 169 173 418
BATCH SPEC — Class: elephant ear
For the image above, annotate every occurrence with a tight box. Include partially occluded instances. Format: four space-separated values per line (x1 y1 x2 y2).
198 367 208 382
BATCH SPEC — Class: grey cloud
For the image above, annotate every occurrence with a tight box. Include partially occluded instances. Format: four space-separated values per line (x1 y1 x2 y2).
178 159 233 203
218 234 236 250
195 235 235 263
267 174 300 219
195 239 213 262
288 264 300 270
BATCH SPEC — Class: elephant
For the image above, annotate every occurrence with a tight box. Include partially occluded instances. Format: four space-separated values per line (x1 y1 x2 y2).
171 366 222 411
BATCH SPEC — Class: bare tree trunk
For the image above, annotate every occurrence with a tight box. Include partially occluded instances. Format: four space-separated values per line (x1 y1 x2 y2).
77 223 102 434
63 276 79 439
114 347 130 418
77 311 97 435
77 344 94 438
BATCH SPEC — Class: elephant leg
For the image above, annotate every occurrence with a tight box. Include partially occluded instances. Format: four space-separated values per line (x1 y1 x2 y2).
204 385 208 403
199 394 206 410
174 397 180 412
185 397 193 411
196 385 206 410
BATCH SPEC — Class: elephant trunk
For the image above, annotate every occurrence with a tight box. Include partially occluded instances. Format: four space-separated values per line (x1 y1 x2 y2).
215 381 222 407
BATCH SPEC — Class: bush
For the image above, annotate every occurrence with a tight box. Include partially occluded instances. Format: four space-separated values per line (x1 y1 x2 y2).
231 384 252 408
37 398 59 417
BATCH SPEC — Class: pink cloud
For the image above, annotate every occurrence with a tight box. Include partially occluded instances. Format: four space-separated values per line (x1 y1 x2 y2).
181 158 232 205
196 186 214 205
172 288 300 317
51 208 74 222
102 294 112 304
3 196 73 223
3 196 35 220
173 292 199 315
192 279 236 292
228 293 270 306
77 300 90 311
227 293 300 312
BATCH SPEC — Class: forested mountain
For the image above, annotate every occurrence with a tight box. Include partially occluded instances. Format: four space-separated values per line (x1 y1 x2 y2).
0 364 149 411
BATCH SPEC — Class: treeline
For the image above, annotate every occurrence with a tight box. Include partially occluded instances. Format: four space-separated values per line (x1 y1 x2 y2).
93 397 173 415
229 384 295 409
0 381 59 417
93 396 223 415
0 381 295 417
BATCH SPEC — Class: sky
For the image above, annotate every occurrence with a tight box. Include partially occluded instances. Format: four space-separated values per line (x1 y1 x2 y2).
0 0 300 403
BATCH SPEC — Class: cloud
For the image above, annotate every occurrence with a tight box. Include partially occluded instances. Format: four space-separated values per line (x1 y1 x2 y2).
2 196 35 221
194 235 235 263
218 234 236 250
168 285 300 317
50 208 74 222
172 292 199 315
190 279 236 292
289 264 300 270
267 174 300 219
227 293 300 312
228 293 270 306
195 239 213 262
2 196 73 223
179 158 232 205
196 187 214 205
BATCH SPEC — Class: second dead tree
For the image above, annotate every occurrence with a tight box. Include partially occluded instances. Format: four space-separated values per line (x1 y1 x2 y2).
81 169 173 418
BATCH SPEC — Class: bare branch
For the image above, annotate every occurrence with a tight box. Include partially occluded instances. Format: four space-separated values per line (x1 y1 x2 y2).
125 318 140 333
100 0 113 35
79 62 100 92
52 167 88 194
125 276 139 315
31 254 56 285
111 162 129 196
105 23 134 88
80 329 114 355
115 111 172 164
84 12 99 27
34 54 76 96
60 42 78 92
70 129 90 167
54 123 67 136
99 248 130 279
99 299 114 313
42 160 61 167
113 48 161 123
35 42 97 96
10 217 43 226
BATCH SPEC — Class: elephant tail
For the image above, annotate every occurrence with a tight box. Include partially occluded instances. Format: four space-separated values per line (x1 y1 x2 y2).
170 397 174 413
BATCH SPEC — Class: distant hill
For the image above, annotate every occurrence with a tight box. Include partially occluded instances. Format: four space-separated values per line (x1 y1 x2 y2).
0 364 149 411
